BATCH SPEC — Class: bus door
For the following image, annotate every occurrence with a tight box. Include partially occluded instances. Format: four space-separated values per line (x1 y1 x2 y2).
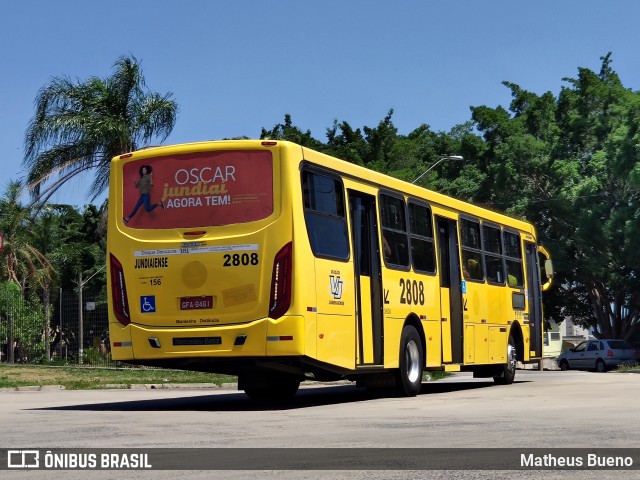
436 217 463 364
349 191 384 366
525 243 543 358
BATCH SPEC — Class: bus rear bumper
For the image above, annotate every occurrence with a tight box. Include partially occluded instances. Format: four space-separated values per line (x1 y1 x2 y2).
109 315 305 360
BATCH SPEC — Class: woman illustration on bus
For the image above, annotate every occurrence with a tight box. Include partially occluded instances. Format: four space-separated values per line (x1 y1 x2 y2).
123 165 164 224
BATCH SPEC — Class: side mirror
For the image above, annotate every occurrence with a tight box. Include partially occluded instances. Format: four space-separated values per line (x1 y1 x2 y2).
544 259 554 279
538 246 554 292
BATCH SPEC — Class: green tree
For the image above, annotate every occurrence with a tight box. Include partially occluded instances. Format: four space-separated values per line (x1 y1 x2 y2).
24 55 178 201
52 204 105 292
0 183 53 362
324 119 369 165
361 109 398 171
28 203 106 360
471 54 640 340
402 122 483 195
260 114 323 149
0 181 53 291
0 281 47 362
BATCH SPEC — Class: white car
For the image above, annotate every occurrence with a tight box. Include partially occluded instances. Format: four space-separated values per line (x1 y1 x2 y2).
557 339 638 372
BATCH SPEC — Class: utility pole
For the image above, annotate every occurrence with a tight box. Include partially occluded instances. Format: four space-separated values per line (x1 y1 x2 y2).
76 264 106 365
78 271 83 364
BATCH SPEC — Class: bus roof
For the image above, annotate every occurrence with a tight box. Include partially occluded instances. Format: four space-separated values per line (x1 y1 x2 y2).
113 139 536 237
298 143 536 237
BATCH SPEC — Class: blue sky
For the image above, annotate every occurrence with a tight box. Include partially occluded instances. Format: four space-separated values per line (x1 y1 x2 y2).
2 1 640 207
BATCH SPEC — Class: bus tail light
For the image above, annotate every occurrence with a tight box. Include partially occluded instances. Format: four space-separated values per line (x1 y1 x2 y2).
110 254 131 326
269 242 292 319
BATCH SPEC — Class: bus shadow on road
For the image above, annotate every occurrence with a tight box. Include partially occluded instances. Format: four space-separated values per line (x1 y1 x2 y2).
32 379 513 413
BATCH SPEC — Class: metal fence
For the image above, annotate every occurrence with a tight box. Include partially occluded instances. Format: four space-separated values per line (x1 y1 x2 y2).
0 286 117 367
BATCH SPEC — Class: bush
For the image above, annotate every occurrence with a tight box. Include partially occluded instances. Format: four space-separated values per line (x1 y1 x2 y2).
82 347 110 366
0 282 47 363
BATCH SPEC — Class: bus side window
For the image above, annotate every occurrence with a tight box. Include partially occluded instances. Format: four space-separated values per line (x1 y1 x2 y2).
408 202 436 274
302 171 349 260
460 218 484 281
483 224 504 285
380 194 409 268
503 231 524 288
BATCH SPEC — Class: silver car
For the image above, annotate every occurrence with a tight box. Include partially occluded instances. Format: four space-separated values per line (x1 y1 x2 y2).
557 339 639 372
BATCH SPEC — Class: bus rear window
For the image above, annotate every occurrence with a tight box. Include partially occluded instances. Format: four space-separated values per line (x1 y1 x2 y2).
121 150 273 229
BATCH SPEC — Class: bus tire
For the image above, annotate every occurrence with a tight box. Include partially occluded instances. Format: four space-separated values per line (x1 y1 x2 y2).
494 334 517 385
395 325 424 397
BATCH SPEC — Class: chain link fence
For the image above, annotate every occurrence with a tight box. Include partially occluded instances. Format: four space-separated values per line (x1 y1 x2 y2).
1 286 117 367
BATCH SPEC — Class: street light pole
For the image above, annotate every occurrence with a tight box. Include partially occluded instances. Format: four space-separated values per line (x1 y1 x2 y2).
411 155 464 184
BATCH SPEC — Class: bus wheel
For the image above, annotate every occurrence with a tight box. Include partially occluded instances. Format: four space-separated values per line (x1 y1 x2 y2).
395 325 424 397
241 374 300 401
494 335 517 385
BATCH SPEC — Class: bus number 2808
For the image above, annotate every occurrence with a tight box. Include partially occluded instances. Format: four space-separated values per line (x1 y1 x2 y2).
223 253 259 267
399 279 425 306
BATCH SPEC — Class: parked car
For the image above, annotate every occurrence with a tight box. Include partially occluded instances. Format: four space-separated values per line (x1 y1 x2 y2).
557 339 639 372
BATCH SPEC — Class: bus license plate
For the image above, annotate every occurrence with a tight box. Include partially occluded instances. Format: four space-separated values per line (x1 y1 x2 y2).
173 337 221 346
180 296 214 310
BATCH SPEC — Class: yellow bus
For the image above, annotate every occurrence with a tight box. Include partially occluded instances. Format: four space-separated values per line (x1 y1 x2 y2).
107 140 552 399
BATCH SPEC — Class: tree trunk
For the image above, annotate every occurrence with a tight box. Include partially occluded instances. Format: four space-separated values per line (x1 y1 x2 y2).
43 284 51 362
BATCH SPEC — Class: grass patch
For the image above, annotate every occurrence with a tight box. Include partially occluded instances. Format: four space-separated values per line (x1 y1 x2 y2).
0 365 452 390
424 371 450 381
0 364 234 390
615 362 640 373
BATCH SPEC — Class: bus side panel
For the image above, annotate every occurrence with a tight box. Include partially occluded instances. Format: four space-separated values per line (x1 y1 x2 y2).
440 289 453 364
381 267 411 370
423 319 441 367
266 316 306 356
489 326 507 363
462 282 490 365
108 324 133 361
264 144 312 359
290 235 318 360
473 323 489 365
289 149 318 361
380 272 442 369
358 276 374 364
314 257 356 370
382 320 402 370
465 324 475 363
421 274 443 367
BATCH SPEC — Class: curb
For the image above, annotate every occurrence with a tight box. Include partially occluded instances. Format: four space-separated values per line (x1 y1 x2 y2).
0 382 238 392
127 382 237 390
0 385 66 392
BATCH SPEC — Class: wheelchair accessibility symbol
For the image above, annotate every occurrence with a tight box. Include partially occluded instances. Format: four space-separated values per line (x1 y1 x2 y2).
140 296 156 313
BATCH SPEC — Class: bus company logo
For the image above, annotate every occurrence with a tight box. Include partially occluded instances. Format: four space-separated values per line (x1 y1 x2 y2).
329 275 344 300
8 450 39 468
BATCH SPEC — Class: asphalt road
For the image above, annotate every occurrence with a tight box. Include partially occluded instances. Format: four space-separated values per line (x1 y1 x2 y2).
2 370 639 479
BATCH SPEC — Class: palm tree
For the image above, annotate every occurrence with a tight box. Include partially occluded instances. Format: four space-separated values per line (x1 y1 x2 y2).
0 181 53 290
0 181 55 362
23 55 178 201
